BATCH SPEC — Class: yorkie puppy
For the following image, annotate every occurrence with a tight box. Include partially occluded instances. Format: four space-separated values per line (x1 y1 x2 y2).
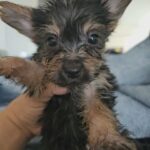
0 0 138 150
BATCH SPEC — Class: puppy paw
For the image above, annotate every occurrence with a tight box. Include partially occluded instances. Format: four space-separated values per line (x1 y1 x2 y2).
0 56 46 95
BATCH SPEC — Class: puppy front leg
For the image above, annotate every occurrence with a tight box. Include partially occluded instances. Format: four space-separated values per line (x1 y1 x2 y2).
0 56 46 95
83 87 136 150
84 99 136 150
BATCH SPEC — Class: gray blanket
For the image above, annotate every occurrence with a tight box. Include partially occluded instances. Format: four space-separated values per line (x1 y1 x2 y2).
106 37 150 138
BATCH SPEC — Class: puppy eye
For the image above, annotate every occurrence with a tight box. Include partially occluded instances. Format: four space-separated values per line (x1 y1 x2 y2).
88 33 99 45
46 34 58 47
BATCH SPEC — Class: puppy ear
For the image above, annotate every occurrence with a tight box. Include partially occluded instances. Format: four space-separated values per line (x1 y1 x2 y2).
0 1 33 38
102 0 132 20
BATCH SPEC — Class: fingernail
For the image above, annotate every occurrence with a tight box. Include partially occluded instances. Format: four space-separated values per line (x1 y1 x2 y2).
55 87 69 95
59 87 68 93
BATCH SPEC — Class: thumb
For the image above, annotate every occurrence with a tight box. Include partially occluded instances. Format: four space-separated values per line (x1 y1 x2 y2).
43 83 68 99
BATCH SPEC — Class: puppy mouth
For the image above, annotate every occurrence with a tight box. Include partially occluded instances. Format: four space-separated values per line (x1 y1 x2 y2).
53 70 91 87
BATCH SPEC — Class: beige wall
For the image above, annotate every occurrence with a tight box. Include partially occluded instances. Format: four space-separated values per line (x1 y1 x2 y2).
107 0 150 52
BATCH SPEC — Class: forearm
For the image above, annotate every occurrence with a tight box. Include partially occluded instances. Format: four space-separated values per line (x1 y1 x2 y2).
0 111 32 150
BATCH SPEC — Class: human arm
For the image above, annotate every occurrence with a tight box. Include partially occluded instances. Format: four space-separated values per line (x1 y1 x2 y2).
0 83 67 150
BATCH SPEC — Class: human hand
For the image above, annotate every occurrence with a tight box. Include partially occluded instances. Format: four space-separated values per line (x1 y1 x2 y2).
3 83 68 138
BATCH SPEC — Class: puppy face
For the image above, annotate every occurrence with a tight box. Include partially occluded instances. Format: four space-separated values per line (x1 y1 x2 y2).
0 0 131 86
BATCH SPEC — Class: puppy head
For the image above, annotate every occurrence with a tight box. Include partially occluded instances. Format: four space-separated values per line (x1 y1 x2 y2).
0 0 131 86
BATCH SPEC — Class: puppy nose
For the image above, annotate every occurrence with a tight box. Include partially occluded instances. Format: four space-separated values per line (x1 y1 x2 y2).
63 59 83 78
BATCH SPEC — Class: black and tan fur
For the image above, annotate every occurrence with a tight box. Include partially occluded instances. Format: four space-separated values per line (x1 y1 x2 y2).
0 0 141 150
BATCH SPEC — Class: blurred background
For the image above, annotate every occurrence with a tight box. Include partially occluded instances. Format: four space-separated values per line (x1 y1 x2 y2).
0 0 150 56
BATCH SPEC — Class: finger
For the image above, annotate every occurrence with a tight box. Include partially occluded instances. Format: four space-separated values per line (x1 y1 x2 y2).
51 84 68 95
44 83 68 98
